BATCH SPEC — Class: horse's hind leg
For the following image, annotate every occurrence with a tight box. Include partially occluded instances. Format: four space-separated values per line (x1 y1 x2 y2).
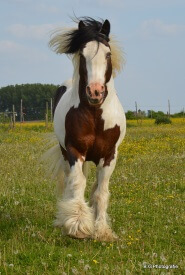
91 155 118 242
55 157 94 239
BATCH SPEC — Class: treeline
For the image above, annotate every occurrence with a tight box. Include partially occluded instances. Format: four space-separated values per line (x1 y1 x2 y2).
0 84 58 120
125 110 184 120
0 84 184 121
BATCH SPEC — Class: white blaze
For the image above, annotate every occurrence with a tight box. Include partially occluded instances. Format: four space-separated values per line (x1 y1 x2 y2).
82 41 110 85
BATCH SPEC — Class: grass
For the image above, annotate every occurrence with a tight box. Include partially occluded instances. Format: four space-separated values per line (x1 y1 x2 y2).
0 119 185 274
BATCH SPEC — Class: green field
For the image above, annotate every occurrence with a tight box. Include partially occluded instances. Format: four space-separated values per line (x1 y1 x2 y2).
0 120 184 274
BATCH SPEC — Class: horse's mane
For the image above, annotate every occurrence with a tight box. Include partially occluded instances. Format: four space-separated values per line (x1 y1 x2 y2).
49 17 125 77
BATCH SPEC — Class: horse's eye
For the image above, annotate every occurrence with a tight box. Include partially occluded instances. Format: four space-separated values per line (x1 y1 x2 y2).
106 52 111 59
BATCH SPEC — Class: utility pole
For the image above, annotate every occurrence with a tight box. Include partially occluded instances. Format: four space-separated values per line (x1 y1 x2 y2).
10 115 13 129
45 101 48 128
50 98 53 123
135 101 138 116
12 104 16 128
168 99 170 117
135 101 138 123
20 99 23 123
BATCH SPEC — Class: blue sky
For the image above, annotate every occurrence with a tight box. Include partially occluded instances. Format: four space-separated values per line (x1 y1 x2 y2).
0 0 185 113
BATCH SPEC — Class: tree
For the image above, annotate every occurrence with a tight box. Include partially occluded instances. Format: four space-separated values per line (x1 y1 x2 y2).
0 84 58 120
125 110 135 120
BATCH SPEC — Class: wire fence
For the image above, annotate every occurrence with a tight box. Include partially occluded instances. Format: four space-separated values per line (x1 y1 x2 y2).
0 107 52 129
0 99 184 129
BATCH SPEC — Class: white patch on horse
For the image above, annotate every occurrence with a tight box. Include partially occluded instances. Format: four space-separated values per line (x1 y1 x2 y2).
54 79 80 149
101 77 126 145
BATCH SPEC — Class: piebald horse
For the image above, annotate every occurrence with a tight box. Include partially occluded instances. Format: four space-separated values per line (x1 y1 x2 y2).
48 17 126 241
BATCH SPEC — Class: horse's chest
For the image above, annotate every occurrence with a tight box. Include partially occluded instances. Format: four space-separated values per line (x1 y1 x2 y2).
85 124 120 164
65 107 120 165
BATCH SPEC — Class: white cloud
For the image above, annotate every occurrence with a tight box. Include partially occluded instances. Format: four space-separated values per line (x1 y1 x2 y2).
140 19 185 38
7 23 61 40
0 40 24 53
0 40 47 62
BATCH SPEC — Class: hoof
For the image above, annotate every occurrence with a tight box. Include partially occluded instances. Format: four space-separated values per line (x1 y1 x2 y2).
93 223 118 242
68 231 91 239
54 199 94 239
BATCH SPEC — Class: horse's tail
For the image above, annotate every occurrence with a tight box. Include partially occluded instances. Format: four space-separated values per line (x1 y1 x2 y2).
42 143 91 197
41 135 65 197
42 79 73 196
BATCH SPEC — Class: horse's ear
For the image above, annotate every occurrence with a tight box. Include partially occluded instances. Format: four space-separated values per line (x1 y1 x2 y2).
100 19 110 37
78 20 86 30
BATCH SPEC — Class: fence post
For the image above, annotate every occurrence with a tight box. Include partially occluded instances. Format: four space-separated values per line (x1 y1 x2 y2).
20 99 23 123
135 101 138 124
45 101 48 128
168 99 171 118
12 105 16 128
10 115 13 129
50 98 53 124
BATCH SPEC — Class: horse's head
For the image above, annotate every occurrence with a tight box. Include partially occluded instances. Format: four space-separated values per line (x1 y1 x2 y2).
49 17 124 107
77 19 111 106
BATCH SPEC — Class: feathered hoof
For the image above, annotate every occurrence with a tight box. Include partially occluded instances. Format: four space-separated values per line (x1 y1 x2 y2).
54 199 94 239
68 231 91 239
93 223 118 242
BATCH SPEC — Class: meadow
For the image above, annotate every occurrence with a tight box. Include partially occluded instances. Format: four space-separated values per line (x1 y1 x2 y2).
0 119 184 274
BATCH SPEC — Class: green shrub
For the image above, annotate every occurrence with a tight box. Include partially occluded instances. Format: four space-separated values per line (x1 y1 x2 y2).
125 110 135 120
155 116 172 124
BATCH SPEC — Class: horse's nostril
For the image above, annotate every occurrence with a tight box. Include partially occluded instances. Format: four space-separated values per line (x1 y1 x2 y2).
101 85 104 90
86 86 92 97
95 90 99 97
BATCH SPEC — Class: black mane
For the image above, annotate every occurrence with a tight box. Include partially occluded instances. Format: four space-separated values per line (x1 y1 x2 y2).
63 17 110 54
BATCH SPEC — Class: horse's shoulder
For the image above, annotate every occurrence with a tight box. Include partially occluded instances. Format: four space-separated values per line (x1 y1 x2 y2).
101 94 125 131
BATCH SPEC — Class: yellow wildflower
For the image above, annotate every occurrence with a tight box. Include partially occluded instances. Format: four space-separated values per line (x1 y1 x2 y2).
93 260 99 264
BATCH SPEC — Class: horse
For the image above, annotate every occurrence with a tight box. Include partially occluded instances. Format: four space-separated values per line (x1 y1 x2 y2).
48 17 126 241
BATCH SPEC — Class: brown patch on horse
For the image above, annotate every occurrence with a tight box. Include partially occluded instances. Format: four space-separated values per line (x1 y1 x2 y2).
105 53 112 84
78 53 88 105
64 106 120 167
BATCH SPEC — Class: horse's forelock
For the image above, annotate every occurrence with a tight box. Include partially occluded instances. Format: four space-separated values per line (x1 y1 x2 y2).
49 18 109 55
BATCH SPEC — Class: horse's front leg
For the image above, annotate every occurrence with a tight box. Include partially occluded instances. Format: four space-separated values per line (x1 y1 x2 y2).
91 153 118 241
55 148 94 239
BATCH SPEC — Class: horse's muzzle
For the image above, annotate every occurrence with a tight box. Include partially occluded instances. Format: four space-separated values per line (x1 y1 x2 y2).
86 83 105 106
